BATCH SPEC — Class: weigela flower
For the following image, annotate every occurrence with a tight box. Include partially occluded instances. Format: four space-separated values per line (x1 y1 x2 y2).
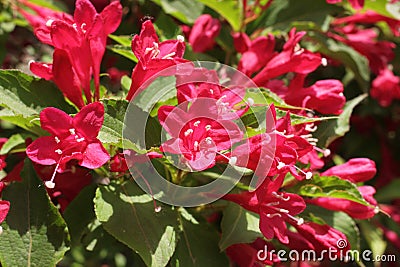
224 175 306 244
127 20 187 100
226 238 280 266
253 28 322 86
332 10 400 37
228 105 314 180
308 185 379 219
189 14 221 53
321 157 376 183
284 74 346 115
292 222 350 256
23 0 122 107
326 0 364 10
176 68 249 119
370 68 400 107
0 182 10 234
26 102 110 188
330 25 395 74
233 32 275 76
158 98 243 171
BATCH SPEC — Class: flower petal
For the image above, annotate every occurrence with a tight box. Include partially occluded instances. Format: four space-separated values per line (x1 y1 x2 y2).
80 141 110 169
26 136 60 166
73 102 105 139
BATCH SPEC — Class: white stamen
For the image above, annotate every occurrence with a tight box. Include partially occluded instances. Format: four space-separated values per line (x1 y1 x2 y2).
279 208 289 214
305 171 313 180
45 181 55 188
228 156 237 165
72 23 78 30
69 128 76 135
321 57 328 66
272 192 291 201
210 89 214 95
55 149 62 155
277 161 286 170
305 124 318 132
374 206 380 214
205 125 211 131
205 137 213 145
177 35 185 42
194 141 199 150
294 48 304 56
28 60 35 67
76 137 85 142
296 218 304 225
162 52 176 59
54 136 60 143
184 128 193 136
247 97 254 106
0 226 2 234
46 19 54 27
193 120 201 127
155 206 162 213
80 23 87 33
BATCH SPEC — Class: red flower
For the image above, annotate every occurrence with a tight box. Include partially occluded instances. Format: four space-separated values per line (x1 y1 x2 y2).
253 28 322 86
292 222 350 256
332 10 400 37
370 68 400 107
189 14 221 53
224 175 306 244
0 182 10 234
158 98 243 170
308 185 379 219
326 0 364 10
233 32 276 76
176 68 249 119
284 74 346 115
127 20 187 100
23 0 122 107
26 102 110 188
321 157 376 183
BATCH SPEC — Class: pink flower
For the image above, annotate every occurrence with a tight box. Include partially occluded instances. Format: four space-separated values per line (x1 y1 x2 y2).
370 68 400 107
321 158 376 183
332 10 400 37
292 222 350 256
253 28 322 86
0 182 10 233
326 0 364 10
127 20 187 100
233 32 276 76
189 14 221 53
23 0 122 107
158 98 243 170
176 68 249 119
26 102 110 188
284 74 346 115
330 25 395 74
224 175 306 244
308 185 379 219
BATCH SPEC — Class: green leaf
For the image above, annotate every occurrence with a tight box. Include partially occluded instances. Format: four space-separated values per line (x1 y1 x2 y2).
198 0 243 31
171 208 229 266
0 70 76 134
0 133 31 155
219 202 262 250
373 179 400 202
152 0 204 24
94 180 179 267
359 220 387 259
293 174 371 206
260 0 341 30
305 206 360 251
63 185 97 245
107 45 138 62
316 38 370 88
99 99 138 150
363 0 400 19
0 159 69 267
315 94 367 147
109 34 132 47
